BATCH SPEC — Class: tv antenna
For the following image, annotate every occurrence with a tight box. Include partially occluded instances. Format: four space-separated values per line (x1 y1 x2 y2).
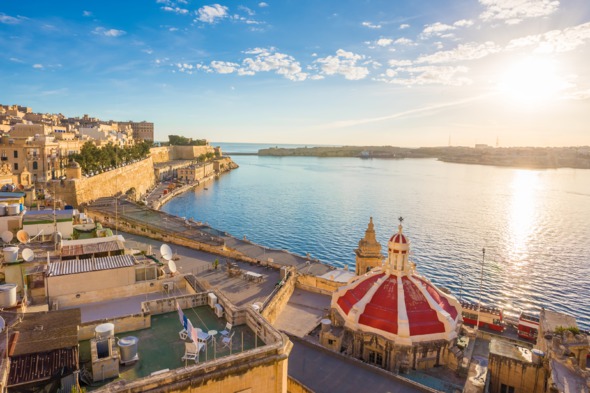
16 230 30 244
160 244 173 261
168 260 177 275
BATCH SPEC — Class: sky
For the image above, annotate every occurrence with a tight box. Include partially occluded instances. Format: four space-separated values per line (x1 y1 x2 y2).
1 0 589 147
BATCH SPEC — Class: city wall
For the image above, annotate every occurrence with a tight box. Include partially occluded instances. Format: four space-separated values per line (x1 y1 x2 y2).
296 274 346 295
50 157 156 207
150 145 216 163
261 268 297 325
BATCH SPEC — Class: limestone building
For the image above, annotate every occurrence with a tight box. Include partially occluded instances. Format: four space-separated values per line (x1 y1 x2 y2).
321 219 463 373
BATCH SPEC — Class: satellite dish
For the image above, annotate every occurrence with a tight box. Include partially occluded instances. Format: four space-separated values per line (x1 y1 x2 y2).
16 230 30 244
1 231 13 243
160 244 173 261
168 260 177 274
22 248 35 262
0 316 5 334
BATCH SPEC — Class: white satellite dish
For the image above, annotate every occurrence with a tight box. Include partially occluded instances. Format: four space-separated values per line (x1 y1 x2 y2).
168 260 177 274
160 244 173 261
0 316 5 334
22 248 35 262
16 230 29 244
1 231 13 243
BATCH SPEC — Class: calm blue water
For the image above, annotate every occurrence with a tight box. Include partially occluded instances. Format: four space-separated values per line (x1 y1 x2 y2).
163 144 590 329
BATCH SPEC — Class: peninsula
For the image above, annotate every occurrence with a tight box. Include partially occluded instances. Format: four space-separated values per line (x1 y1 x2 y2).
257 145 590 169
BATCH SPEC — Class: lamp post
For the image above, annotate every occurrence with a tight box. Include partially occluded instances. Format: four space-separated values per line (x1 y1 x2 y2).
475 248 486 331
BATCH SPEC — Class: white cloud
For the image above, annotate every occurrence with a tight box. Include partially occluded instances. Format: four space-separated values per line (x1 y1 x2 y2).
479 0 559 24
376 38 393 47
196 4 229 23
506 22 590 53
240 48 307 81
162 6 189 14
93 27 126 37
259 2 269 7
9 57 24 63
315 49 369 80
0 13 24 24
378 65 471 86
388 59 413 67
453 19 473 27
169 27 179 32
394 38 415 46
416 41 501 64
33 64 44 69
421 22 455 37
210 60 239 74
362 21 382 29
143 49 154 55
83 10 92 17
399 23 410 29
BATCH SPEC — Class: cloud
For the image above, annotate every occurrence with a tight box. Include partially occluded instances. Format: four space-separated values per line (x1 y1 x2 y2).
162 6 189 14
33 64 44 69
240 48 307 81
362 21 382 29
506 22 590 53
83 10 92 17
479 0 560 24
210 60 240 74
315 49 369 80
416 41 502 64
453 19 474 27
9 57 24 63
93 27 126 37
259 2 269 7
376 38 393 47
394 38 415 46
378 65 471 86
388 59 413 67
421 22 455 37
196 4 229 23
399 24 410 29
0 13 24 24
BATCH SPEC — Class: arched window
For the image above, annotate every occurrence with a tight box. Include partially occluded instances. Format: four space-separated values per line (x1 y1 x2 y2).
32 161 38 170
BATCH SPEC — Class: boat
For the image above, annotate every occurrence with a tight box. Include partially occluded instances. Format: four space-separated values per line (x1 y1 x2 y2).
517 312 540 341
460 300 505 332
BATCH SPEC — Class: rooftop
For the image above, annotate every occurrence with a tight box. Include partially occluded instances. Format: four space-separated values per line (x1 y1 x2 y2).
48 254 135 276
489 339 532 363
80 307 265 388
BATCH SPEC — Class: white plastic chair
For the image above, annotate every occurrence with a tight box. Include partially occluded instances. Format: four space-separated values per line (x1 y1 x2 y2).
179 329 189 341
221 332 234 349
181 342 199 362
220 322 232 337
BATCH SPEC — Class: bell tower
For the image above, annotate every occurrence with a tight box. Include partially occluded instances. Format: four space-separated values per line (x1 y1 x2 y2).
355 217 383 275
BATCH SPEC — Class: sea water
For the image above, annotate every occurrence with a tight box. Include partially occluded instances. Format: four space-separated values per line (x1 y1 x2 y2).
163 144 590 329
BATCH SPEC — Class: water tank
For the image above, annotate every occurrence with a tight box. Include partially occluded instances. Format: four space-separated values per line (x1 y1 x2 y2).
320 318 332 333
0 284 17 307
118 336 139 363
95 323 115 339
3 247 19 263
6 204 19 216
0 203 7 216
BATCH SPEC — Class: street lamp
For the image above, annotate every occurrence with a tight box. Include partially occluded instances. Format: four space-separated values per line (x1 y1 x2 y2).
475 248 486 331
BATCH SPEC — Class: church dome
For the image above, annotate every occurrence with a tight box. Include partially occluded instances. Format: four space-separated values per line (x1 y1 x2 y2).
333 219 461 345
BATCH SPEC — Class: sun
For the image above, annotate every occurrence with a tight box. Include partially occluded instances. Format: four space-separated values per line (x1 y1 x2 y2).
496 56 569 107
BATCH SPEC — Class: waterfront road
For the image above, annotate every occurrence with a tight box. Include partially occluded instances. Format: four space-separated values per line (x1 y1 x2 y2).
288 338 434 393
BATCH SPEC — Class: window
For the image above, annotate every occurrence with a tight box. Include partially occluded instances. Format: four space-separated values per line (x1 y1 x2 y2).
368 350 383 366
500 384 515 393
13 150 18 158
328 339 335 345
32 161 38 170
14 163 18 171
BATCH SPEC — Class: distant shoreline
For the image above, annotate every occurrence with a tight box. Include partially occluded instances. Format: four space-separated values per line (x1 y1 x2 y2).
243 145 590 170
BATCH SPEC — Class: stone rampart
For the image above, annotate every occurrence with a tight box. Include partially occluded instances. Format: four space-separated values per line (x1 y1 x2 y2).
261 268 297 325
50 157 156 207
296 274 346 295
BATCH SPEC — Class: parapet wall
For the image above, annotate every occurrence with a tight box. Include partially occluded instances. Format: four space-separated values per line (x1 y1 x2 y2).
150 145 216 163
51 157 156 207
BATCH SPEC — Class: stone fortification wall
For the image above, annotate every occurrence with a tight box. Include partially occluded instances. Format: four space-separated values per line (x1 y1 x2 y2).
51 157 156 207
261 268 297 325
150 146 171 163
296 274 347 295
150 145 216 163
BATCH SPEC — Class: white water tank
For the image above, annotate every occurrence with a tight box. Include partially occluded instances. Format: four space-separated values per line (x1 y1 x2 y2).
321 318 332 333
0 203 7 216
118 336 139 363
3 247 19 263
0 284 17 307
95 323 115 339
6 204 19 216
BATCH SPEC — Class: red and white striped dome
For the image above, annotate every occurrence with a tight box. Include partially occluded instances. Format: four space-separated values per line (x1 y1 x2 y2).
333 222 461 344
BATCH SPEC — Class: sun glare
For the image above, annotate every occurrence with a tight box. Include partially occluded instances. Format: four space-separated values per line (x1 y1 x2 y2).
496 56 569 107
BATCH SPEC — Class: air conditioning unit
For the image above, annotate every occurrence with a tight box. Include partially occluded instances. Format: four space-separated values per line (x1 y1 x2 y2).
163 282 173 293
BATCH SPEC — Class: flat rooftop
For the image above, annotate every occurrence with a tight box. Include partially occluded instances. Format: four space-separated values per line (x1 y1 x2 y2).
80 307 264 388
490 339 532 363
